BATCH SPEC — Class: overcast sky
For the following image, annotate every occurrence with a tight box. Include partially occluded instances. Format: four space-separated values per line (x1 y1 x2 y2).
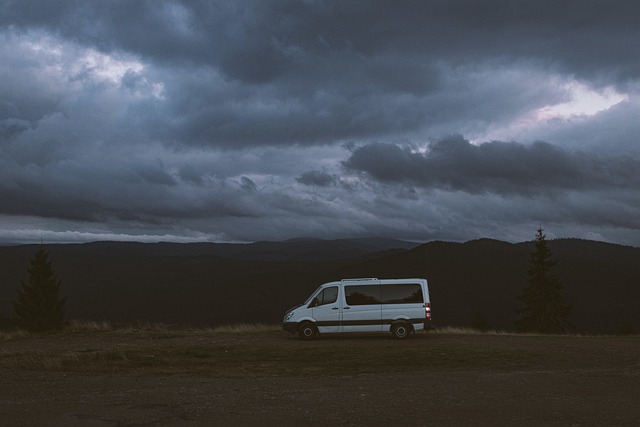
2 0 640 246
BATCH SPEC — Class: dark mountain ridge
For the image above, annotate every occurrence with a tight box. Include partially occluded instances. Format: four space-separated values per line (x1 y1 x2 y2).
32 237 418 262
1 238 638 333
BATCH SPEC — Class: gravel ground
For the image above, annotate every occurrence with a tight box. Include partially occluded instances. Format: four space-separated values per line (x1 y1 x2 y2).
1 330 639 426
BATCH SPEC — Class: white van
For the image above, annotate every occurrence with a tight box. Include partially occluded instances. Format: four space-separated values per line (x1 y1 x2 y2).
282 278 432 339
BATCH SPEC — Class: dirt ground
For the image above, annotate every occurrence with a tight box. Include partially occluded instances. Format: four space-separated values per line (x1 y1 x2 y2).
1 329 639 426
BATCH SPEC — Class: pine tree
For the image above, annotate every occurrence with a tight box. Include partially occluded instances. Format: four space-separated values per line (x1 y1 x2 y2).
515 227 572 333
14 248 66 332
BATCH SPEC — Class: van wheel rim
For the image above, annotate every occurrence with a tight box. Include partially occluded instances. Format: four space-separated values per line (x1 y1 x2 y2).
393 324 409 338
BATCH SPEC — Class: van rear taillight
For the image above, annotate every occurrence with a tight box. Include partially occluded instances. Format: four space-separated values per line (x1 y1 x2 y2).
425 302 431 319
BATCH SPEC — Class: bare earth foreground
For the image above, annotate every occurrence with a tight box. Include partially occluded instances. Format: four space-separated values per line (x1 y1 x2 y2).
1 326 639 426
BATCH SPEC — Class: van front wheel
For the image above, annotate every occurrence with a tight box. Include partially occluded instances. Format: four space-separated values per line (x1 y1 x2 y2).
391 322 411 339
298 322 318 340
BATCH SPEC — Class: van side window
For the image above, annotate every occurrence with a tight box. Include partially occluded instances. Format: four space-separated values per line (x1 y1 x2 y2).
317 286 338 306
381 284 423 304
345 285 381 305
342 283 423 305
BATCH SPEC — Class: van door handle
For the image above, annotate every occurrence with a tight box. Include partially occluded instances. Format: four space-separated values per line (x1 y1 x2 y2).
332 307 339 310
344 307 351 310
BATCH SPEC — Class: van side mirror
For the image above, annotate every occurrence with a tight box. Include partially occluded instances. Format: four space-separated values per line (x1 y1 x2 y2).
309 297 319 308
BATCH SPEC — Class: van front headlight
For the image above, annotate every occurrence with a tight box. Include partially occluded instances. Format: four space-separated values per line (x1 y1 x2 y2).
284 311 294 322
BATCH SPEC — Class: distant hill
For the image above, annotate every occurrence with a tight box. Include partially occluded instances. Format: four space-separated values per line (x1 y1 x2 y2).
0 238 638 334
29 237 417 261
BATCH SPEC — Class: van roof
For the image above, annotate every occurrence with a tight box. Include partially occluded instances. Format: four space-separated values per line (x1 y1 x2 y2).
321 278 427 286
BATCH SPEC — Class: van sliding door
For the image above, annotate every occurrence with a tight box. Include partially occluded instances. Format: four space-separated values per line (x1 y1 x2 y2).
342 285 383 332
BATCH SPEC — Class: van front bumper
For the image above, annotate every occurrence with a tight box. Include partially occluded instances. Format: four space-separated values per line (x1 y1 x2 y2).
282 322 298 334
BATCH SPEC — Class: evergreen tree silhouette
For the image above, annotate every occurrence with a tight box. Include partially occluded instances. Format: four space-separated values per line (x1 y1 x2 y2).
515 227 572 333
14 248 66 331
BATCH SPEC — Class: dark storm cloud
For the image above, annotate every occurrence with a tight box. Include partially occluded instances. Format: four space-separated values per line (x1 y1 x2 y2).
239 176 257 192
0 163 261 224
296 170 337 187
344 136 640 195
3 0 640 148
2 1 640 245
5 1 640 81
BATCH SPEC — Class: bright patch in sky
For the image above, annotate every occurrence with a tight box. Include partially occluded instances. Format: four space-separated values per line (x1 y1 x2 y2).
19 33 163 99
536 82 627 119
23 35 143 83
75 49 144 84
473 80 628 144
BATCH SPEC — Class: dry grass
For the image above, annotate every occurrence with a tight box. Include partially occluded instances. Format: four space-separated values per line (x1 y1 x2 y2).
0 328 29 342
64 320 279 334
2 321 638 377
0 338 531 376
210 323 280 333
2 321 633 343
431 325 634 337
66 320 171 332
0 347 155 373
0 322 534 376
0 321 283 374
432 326 505 335
432 326 544 336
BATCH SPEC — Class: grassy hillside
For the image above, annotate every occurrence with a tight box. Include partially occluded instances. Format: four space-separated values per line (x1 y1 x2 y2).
1 238 638 333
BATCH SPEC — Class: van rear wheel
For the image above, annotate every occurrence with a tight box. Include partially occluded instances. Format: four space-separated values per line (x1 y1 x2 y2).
391 322 411 339
298 322 318 340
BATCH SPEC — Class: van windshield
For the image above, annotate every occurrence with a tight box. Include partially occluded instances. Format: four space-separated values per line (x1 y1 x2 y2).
304 286 323 305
